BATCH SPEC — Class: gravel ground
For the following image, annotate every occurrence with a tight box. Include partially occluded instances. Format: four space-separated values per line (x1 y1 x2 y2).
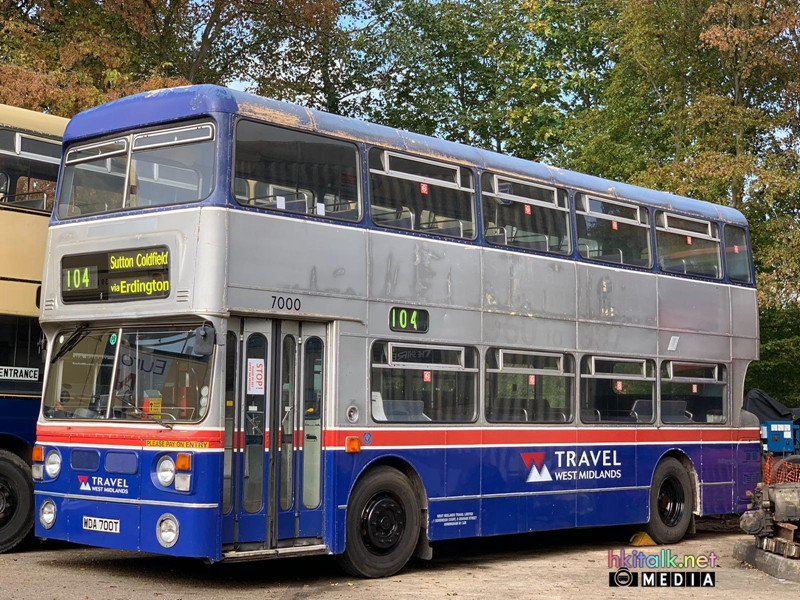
2 519 798 600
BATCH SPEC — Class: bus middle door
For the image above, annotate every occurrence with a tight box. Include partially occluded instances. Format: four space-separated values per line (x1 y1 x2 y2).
271 321 326 546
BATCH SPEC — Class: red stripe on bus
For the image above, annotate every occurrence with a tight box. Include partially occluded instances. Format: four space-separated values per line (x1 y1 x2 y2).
325 427 758 448
36 424 224 448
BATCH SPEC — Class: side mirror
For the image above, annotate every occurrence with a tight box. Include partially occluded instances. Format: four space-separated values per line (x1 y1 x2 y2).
194 324 215 356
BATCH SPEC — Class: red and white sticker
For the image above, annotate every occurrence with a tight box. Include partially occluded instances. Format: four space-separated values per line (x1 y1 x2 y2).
247 358 265 395
423 371 432 383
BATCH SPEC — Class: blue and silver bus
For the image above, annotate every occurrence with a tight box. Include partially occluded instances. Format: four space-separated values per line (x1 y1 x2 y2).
0 104 66 552
34 85 760 577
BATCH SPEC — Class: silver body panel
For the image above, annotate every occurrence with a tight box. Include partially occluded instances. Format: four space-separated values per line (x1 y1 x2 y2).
40 206 759 431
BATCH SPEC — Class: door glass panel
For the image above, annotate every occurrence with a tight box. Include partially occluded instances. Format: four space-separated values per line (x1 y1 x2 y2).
243 333 267 513
223 331 237 514
280 336 296 511
302 336 324 509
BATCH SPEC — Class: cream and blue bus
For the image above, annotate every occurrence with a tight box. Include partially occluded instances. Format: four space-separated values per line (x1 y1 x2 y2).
0 104 66 552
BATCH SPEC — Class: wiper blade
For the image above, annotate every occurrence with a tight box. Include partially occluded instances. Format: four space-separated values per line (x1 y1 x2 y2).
50 324 89 364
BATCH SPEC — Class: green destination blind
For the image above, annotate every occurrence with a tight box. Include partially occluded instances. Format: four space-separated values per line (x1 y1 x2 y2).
60 246 170 302
389 307 429 333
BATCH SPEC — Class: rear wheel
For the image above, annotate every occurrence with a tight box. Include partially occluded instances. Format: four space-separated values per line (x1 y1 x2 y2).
645 457 693 544
338 466 420 578
0 450 33 553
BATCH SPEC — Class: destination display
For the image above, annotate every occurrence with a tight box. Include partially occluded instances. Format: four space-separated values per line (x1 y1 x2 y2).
389 307 429 333
61 246 170 302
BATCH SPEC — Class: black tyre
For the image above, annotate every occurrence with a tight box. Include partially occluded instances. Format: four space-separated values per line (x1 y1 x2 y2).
0 450 34 553
645 457 693 544
338 466 420 578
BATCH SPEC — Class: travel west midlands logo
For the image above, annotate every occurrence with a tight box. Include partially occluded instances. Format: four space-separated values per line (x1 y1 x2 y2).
521 452 552 482
521 449 623 483
608 549 717 587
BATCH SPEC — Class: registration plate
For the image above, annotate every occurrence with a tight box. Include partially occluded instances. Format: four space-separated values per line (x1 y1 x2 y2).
82 516 120 534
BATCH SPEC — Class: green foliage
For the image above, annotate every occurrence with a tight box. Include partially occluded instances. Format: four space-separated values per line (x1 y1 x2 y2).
745 307 800 407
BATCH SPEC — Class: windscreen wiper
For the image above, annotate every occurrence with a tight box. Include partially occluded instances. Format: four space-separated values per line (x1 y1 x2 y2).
50 324 89 364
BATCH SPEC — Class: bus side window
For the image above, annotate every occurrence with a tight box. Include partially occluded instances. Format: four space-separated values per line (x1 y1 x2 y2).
656 212 722 279
580 357 655 424
370 341 478 423
660 362 727 424
234 120 361 222
576 195 651 268
481 173 571 255
369 148 475 240
725 225 752 284
485 348 573 424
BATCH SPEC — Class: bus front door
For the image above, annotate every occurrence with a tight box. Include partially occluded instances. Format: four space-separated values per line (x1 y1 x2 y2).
223 318 273 546
222 318 325 550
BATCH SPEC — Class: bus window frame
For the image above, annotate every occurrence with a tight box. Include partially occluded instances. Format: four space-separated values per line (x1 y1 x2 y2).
481 173 572 255
485 348 574 424
370 340 479 423
655 211 722 280
580 355 656 424
232 119 363 223
58 120 217 220
575 194 653 268
368 147 477 240
659 360 728 425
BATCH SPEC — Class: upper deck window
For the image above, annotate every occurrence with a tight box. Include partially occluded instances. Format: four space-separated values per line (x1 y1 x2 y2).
234 121 360 221
481 173 571 254
656 212 721 279
369 148 476 239
724 225 752 284
576 195 651 267
0 128 61 211
57 122 215 219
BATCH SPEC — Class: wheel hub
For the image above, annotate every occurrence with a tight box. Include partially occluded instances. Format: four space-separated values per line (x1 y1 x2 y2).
361 493 406 553
657 476 685 527
0 478 14 527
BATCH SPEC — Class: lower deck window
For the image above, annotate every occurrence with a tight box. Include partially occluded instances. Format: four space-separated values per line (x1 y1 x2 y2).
370 342 477 422
580 357 655 423
485 349 573 423
660 362 727 424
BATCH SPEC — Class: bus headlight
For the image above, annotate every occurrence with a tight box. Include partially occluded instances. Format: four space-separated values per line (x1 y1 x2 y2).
156 456 175 487
156 513 179 548
44 451 62 479
39 499 56 529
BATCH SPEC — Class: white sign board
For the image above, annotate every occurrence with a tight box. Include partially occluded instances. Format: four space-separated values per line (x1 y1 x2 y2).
247 358 265 395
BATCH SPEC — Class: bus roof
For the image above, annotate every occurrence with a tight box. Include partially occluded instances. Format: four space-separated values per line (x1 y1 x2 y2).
62 85 747 227
0 104 68 138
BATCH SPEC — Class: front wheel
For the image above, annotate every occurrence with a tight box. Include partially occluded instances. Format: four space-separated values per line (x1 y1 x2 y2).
338 466 420 578
0 450 33 553
645 457 693 544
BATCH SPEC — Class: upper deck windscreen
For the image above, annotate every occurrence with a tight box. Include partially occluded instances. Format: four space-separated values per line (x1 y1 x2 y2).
57 122 215 219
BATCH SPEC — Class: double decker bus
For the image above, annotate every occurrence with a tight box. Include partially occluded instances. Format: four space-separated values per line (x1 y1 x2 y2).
34 86 761 577
0 104 66 552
